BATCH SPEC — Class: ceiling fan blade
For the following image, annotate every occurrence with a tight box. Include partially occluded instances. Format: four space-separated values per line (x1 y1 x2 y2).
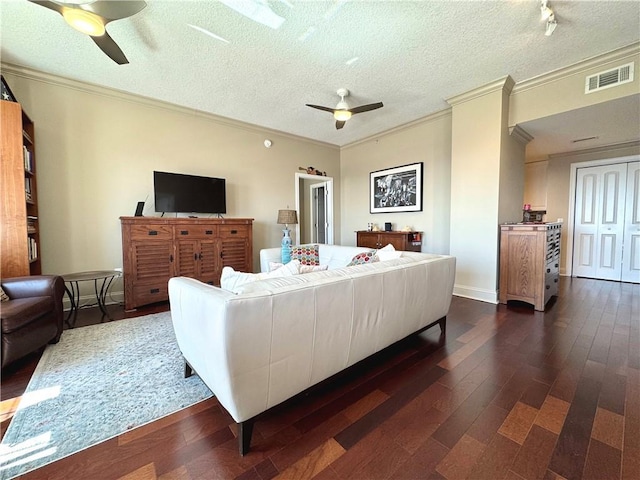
306 104 336 114
91 32 129 64
28 0 64 14
84 1 147 21
336 120 346 130
350 102 384 115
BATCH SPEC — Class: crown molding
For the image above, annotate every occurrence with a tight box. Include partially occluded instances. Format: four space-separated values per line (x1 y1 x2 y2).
512 42 640 94
548 140 640 160
341 107 452 150
0 63 339 150
509 125 534 145
446 75 515 107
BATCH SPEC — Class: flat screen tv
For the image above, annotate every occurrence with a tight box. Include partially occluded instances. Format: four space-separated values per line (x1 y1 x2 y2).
154 171 226 214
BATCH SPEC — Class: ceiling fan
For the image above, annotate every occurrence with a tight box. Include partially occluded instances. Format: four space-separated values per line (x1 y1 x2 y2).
28 0 147 64
306 88 383 130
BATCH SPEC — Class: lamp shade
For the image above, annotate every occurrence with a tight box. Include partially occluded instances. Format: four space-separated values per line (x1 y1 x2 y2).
277 209 298 225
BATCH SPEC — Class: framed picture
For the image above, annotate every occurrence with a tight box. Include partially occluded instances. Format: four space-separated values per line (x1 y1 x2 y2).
1 76 17 102
370 162 423 213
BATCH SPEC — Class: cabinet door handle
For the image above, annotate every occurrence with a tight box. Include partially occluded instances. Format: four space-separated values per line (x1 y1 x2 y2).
170 254 173 262
220 252 224 258
205 230 213 235
555 263 559 268
199 253 203 260
194 253 198 260
230 229 238 234
180 230 189 235
150 288 159 294
148 230 158 236
547 268 551 273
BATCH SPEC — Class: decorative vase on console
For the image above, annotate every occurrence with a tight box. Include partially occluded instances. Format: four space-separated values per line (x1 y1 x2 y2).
277 209 298 263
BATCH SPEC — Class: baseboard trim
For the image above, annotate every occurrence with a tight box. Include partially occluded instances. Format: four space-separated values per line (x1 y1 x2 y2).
63 290 124 311
453 284 499 304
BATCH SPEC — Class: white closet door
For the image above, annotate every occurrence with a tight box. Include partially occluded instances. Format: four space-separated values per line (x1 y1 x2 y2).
622 162 640 283
573 163 627 280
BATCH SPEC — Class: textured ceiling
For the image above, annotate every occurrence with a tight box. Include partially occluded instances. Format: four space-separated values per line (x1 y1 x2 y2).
1 0 639 151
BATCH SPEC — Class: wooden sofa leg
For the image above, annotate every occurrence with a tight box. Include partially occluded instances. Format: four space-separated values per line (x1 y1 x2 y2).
238 420 254 456
439 316 446 335
184 360 194 378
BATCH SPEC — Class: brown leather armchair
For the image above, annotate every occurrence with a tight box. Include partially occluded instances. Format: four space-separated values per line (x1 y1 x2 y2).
1 275 65 368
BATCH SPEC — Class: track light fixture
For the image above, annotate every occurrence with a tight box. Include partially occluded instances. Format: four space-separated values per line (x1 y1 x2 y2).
540 1 557 36
545 13 557 36
540 0 553 21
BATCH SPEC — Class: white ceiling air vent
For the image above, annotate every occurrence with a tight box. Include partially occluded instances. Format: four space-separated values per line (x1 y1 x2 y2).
585 62 634 94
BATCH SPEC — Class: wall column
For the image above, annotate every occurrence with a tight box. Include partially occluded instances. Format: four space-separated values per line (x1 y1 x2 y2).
448 76 527 303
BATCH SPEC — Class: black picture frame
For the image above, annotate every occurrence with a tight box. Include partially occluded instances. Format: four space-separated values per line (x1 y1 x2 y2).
1 76 17 103
370 162 423 213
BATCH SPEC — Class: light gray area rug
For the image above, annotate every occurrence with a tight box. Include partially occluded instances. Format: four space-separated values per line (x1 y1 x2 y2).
0 312 213 479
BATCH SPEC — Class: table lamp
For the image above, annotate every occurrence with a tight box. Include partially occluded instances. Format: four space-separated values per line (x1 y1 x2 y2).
277 209 298 263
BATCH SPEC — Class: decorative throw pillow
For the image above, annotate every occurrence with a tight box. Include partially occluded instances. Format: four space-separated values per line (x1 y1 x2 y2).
290 244 320 266
347 250 378 267
268 261 284 272
300 264 328 274
222 260 301 293
376 244 403 261
0 286 9 302
273 260 327 274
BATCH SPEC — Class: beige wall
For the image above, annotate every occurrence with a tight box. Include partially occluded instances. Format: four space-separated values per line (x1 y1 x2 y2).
3 43 638 307
510 44 640 127
3 70 340 300
339 111 452 254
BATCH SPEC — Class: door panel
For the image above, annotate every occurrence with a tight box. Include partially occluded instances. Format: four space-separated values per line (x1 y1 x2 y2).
622 162 640 283
573 163 626 280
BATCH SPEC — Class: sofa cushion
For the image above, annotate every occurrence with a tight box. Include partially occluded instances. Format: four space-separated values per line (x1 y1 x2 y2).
290 244 320 265
221 260 300 294
1 296 53 333
347 250 378 266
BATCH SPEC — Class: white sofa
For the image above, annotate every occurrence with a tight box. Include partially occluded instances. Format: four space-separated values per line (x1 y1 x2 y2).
169 244 456 454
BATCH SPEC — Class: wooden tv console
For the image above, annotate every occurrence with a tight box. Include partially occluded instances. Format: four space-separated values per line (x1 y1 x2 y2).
120 217 253 310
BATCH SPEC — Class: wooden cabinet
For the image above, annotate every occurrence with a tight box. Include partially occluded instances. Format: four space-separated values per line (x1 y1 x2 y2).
356 231 423 252
499 223 561 311
120 217 253 310
1 100 41 278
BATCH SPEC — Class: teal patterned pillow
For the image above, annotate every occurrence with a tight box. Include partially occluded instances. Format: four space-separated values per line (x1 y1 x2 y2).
347 250 378 267
290 244 320 265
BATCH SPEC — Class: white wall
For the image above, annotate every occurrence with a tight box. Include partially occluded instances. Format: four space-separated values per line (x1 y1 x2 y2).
339 111 452 254
3 70 340 300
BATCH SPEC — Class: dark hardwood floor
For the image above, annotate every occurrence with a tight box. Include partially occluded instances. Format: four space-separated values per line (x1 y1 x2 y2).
1 276 638 480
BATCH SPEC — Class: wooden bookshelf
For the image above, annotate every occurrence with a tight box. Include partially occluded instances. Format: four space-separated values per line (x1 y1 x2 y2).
1 100 41 277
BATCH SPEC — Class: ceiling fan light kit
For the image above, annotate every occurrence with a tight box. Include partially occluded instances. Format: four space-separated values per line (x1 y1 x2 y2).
62 8 105 36
29 0 147 64
306 88 383 130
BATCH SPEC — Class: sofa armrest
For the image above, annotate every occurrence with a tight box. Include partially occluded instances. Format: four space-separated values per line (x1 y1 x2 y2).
2 275 64 301
260 248 282 272
2 275 65 339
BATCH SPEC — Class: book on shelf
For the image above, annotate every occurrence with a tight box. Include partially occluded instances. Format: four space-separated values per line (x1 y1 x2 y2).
28 237 38 262
23 145 33 172
25 177 32 201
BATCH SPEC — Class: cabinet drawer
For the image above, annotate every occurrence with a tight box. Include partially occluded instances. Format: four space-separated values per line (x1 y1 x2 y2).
133 282 169 306
174 225 217 239
130 224 173 241
219 225 250 237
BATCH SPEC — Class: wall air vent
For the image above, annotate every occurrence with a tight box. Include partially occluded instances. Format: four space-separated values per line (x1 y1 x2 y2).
585 62 634 94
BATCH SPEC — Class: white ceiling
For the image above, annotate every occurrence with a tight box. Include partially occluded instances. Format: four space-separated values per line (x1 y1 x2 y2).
1 0 639 153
